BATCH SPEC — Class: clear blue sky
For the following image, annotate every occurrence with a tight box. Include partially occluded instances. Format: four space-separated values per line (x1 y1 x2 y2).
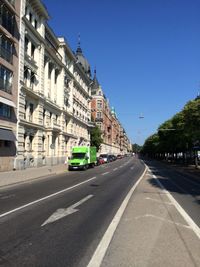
43 0 200 145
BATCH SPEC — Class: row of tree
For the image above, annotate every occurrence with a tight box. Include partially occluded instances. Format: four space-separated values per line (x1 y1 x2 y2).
141 96 200 165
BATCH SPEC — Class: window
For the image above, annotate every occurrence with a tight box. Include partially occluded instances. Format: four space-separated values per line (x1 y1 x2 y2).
30 72 36 85
29 135 33 151
34 19 37 29
97 100 102 109
31 43 35 58
0 103 11 118
0 35 13 63
29 103 34 121
24 67 28 81
4 140 11 147
29 13 32 23
30 103 34 115
0 65 12 94
25 37 28 53
97 112 102 118
0 5 15 34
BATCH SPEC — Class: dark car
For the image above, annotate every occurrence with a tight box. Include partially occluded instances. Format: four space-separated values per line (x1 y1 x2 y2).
108 155 114 162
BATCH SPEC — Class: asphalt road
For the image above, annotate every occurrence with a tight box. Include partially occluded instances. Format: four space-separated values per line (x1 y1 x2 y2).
0 158 199 267
0 156 145 267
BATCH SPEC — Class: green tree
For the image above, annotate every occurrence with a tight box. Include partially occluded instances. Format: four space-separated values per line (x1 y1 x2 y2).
132 143 142 153
141 133 160 157
90 125 103 152
182 98 200 144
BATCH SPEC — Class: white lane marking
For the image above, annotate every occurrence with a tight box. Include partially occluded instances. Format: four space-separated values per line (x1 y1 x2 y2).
153 174 200 239
42 195 93 226
102 172 110 176
113 168 118 171
119 166 123 168
0 177 97 219
87 165 148 267
130 166 135 170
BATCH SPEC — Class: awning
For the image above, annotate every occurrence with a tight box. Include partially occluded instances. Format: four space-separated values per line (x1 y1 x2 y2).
0 97 16 108
0 128 17 141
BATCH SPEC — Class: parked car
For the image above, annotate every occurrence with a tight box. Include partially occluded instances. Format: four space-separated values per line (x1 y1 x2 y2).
108 155 114 162
110 155 117 161
96 156 105 165
99 154 109 163
117 154 122 159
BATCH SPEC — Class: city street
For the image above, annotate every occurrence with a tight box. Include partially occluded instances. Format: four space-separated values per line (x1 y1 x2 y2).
0 157 145 266
0 157 200 266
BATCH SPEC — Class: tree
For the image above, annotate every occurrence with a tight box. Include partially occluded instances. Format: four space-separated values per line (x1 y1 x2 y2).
90 125 103 152
132 143 142 153
141 133 160 157
182 98 200 144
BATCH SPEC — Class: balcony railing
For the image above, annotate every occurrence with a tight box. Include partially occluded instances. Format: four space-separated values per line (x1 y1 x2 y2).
0 47 13 64
95 117 103 122
52 122 61 131
0 77 12 94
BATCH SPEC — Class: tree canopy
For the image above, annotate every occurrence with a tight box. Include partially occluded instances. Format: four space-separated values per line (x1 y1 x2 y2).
141 97 200 158
90 125 103 152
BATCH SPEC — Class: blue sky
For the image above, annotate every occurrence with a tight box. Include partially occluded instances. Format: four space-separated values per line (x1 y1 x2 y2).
43 0 200 145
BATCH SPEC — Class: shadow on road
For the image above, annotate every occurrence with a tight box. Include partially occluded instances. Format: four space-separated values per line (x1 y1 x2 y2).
143 159 200 206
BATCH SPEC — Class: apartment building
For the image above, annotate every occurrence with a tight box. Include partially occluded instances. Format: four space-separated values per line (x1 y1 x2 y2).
0 0 20 171
91 71 119 155
0 0 130 171
13 0 93 170
58 37 92 158
91 71 132 155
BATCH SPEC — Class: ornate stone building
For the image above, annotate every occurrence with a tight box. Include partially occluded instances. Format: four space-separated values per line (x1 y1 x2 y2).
0 0 131 171
14 0 93 170
0 0 20 171
91 70 131 155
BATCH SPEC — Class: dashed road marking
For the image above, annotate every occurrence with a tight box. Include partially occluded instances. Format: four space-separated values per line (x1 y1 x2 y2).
102 172 110 176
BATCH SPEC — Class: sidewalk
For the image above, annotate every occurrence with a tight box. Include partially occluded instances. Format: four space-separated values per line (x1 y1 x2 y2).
101 167 200 267
0 164 68 188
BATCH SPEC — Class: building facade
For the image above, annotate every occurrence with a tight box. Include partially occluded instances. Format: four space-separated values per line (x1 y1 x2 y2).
91 70 131 155
0 0 20 171
0 0 131 171
14 0 93 170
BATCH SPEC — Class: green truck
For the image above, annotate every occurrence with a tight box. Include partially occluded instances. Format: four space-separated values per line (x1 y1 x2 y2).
68 146 97 170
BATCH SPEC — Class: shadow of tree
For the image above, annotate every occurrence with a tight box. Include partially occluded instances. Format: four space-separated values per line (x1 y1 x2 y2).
143 159 200 206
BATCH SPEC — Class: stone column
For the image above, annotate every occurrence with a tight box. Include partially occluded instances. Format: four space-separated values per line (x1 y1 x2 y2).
51 66 55 101
44 59 49 97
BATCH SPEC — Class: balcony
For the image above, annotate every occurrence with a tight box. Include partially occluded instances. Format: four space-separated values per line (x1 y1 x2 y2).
0 78 12 94
51 121 61 131
45 121 61 131
95 117 103 122
25 53 38 71
87 121 95 128
0 47 13 64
